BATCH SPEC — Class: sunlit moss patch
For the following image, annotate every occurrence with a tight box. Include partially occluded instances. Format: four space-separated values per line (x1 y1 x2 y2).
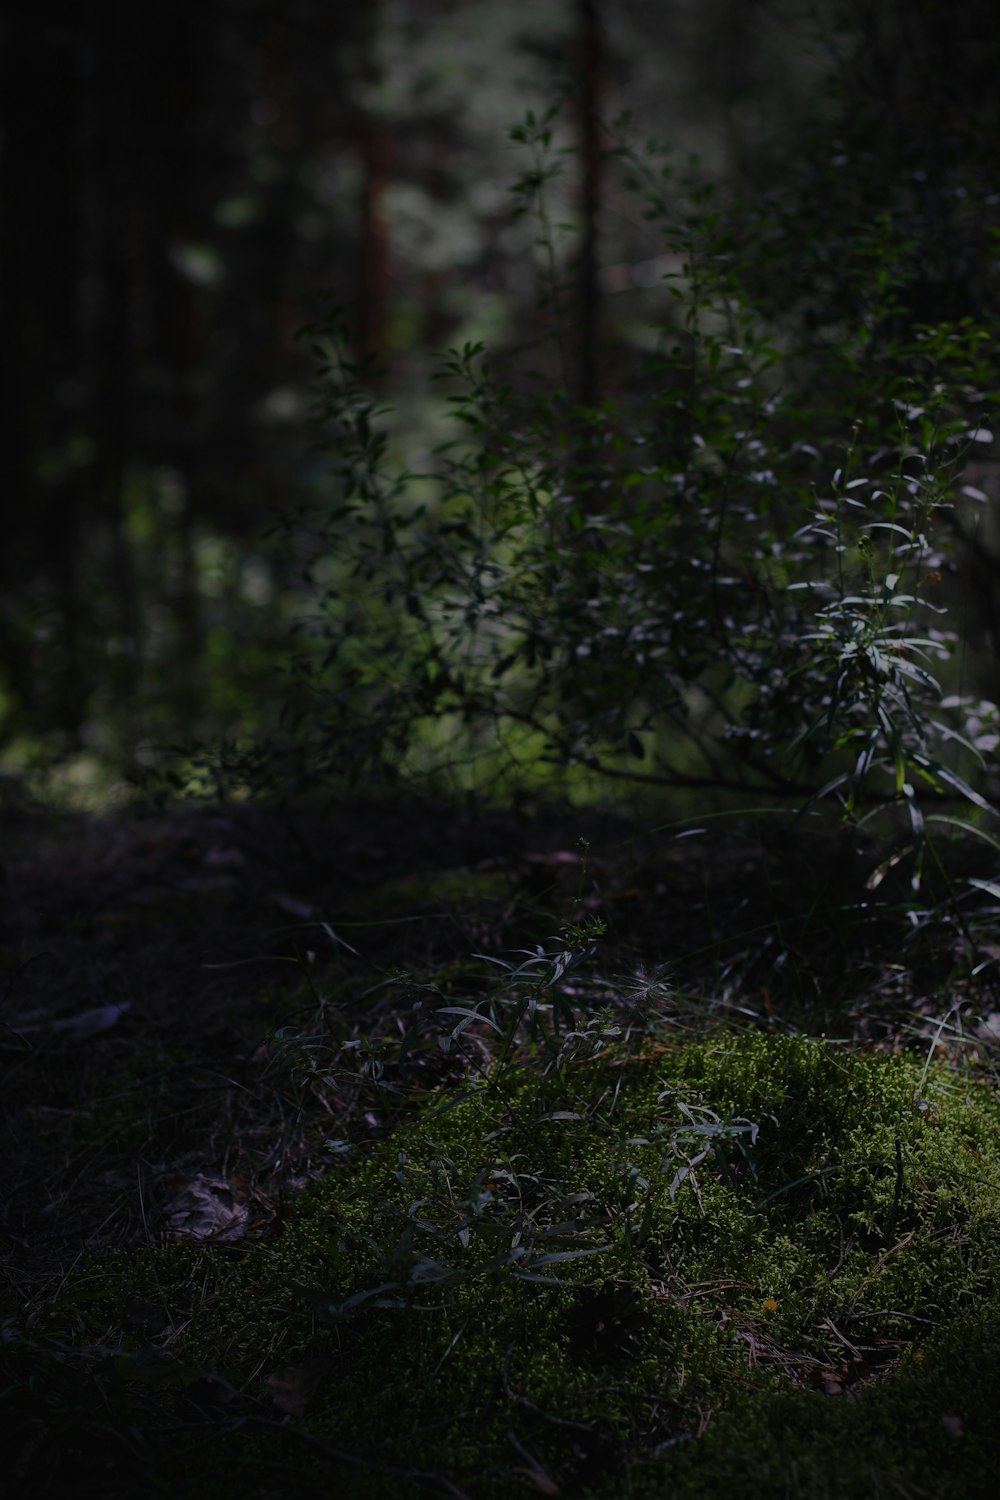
9 1033 1000 1497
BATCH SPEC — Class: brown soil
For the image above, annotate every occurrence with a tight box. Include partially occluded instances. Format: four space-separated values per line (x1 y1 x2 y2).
0 790 941 1304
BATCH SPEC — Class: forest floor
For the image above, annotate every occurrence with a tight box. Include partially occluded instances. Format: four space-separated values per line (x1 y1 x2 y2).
3 789 1000 1497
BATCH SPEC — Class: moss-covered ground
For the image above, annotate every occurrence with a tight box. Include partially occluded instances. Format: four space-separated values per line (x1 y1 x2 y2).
4 796 1000 1496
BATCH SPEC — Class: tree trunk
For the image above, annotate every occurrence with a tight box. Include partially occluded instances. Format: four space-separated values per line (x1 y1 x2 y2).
575 0 603 412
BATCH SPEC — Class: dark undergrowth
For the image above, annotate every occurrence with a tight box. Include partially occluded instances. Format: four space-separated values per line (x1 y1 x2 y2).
3 792 1000 1498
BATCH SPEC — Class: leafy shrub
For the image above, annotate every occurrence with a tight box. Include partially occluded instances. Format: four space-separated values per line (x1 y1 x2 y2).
272 117 999 868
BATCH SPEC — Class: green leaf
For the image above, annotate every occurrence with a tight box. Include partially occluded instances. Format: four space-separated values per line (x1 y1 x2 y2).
915 758 997 815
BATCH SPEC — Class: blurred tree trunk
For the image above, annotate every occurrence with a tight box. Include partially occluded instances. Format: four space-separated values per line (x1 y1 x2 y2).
148 0 209 718
356 0 391 370
575 0 603 412
0 3 89 732
83 2 141 703
569 0 605 500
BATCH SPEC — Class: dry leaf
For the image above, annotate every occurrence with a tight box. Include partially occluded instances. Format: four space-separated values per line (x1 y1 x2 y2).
202 846 246 870
163 1174 250 1242
271 891 316 919
510 1467 561 1496
264 1360 328 1416
13 1003 131 1043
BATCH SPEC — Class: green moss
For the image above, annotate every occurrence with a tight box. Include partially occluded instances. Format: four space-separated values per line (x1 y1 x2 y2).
11 1034 1000 1497
373 867 513 914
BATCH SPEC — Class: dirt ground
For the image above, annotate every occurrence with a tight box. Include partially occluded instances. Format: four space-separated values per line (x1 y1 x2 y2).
0 795 644 1288
0 788 952 1303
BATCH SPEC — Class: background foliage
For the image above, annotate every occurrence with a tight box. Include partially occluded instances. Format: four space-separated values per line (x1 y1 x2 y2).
2 0 1000 824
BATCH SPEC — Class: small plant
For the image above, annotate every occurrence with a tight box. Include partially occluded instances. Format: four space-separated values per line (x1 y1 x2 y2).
651 1092 766 1203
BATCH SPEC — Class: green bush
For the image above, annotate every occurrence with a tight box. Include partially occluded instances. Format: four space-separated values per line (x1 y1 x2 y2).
269 118 999 868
